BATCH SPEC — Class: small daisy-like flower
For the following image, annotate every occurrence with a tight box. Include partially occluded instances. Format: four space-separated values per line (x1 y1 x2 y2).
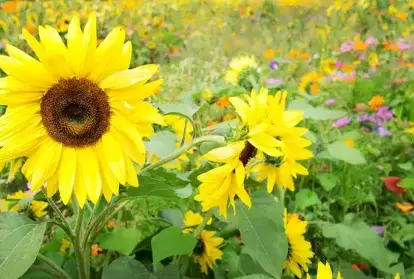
368 95 384 111
306 262 342 279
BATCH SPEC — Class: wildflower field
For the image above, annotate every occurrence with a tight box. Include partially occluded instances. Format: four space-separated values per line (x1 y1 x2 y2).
0 0 413 278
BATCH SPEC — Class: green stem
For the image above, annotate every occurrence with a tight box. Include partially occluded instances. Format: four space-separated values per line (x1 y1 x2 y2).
43 190 74 239
37 254 72 279
74 206 88 279
30 265 63 278
140 135 225 174
193 210 213 237
180 120 188 147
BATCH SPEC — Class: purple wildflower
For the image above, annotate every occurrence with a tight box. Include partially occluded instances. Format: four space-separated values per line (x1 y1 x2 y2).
332 117 351 128
357 113 369 122
377 107 393 120
269 60 279 70
370 225 384 236
375 126 391 137
365 36 378 46
266 78 284 86
340 41 354 53
397 42 411 51
0 42 5 49
324 98 336 107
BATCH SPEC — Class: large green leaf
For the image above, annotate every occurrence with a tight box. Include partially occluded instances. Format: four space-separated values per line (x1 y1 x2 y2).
295 189 321 210
318 173 338 191
128 169 186 199
235 275 273 279
327 141 366 165
320 219 393 273
157 103 198 121
399 177 414 189
288 99 346 120
98 228 141 255
103 257 181 279
145 131 178 158
0 212 47 279
230 191 288 278
151 226 197 263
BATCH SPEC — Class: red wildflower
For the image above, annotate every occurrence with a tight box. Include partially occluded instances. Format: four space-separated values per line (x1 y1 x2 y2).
382 176 405 194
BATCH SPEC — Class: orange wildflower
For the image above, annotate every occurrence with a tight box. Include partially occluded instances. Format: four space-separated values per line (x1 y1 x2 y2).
207 121 217 127
91 244 103 256
353 40 368 51
396 202 414 213
264 48 275 60
298 52 311 60
395 12 408 21
341 64 356 73
352 264 361 272
368 95 384 111
383 41 399 52
107 219 116 229
223 112 234 121
359 261 369 271
215 97 230 108
1 1 17 12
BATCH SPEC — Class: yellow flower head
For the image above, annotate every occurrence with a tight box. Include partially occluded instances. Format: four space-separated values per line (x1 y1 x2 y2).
60 238 72 255
344 138 355 147
299 71 323 95
0 13 165 207
284 211 314 278
368 95 384 111
224 56 259 90
183 210 212 233
164 115 194 142
192 230 223 274
195 142 251 218
321 59 337 75
306 262 342 279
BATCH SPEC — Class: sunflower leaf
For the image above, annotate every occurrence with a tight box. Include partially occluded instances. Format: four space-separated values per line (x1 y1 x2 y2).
229 191 288 278
98 228 142 255
0 212 47 279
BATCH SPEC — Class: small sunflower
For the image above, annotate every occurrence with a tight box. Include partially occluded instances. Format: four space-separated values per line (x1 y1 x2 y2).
224 56 260 90
182 210 212 233
192 230 223 274
299 71 323 95
284 211 314 278
0 14 164 206
195 142 251 218
306 262 342 279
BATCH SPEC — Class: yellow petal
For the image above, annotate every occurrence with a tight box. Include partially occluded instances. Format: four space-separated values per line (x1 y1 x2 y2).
58 148 77 204
67 14 83 75
108 79 164 102
77 147 101 204
99 64 158 90
229 97 249 122
125 157 138 187
203 141 245 162
100 132 126 184
96 144 119 195
22 28 46 61
80 12 97 76
46 174 59 198
23 138 62 192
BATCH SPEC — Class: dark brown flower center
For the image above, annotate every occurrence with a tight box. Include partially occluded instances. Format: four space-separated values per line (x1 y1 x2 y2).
239 141 257 166
40 78 111 147
193 238 205 256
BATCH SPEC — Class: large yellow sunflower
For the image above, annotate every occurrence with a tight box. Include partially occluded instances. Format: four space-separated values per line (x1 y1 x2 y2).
0 13 164 206
192 230 223 274
252 90 313 192
284 211 314 278
306 262 342 279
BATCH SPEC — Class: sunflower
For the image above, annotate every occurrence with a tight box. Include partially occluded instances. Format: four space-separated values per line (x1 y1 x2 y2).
299 71 323 95
252 90 312 192
192 230 223 274
224 56 260 90
284 211 314 278
0 13 164 207
306 262 342 279
195 142 251 218
182 210 212 233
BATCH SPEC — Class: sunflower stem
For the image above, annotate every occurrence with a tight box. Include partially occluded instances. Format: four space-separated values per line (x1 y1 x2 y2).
74 205 89 279
37 254 72 279
43 190 75 239
140 135 225 174
193 210 213 237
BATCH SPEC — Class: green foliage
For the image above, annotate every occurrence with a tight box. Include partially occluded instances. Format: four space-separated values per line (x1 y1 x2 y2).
327 141 367 165
320 217 394 273
151 226 197 263
295 189 321 210
0 213 46 279
98 228 142 255
229 191 288 278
